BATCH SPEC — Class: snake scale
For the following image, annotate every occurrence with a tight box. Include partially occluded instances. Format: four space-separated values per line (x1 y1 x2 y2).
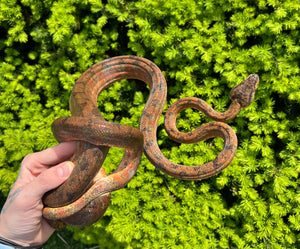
42 55 259 227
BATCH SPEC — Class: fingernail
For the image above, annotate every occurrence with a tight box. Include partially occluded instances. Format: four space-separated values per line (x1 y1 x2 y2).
57 162 74 178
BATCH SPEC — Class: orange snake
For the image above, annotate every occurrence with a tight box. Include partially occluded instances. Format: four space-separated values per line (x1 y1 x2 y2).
42 56 259 227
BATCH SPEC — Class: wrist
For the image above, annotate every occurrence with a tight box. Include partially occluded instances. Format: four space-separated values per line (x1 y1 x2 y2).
0 216 29 247
0 237 43 248
0 233 30 247
0 222 31 247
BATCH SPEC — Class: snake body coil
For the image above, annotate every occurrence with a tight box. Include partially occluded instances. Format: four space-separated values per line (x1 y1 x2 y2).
42 56 259 227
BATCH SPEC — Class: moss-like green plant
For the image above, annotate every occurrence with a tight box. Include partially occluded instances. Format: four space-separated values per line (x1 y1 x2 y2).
1 0 300 248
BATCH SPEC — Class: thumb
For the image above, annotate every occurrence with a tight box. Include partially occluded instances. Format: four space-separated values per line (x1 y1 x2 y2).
26 161 74 201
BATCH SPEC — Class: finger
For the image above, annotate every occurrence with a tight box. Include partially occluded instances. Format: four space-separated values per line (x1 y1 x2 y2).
21 142 76 171
34 141 76 166
24 161 74 201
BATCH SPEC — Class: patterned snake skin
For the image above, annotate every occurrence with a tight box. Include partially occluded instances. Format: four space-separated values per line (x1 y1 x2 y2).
42 56 259 227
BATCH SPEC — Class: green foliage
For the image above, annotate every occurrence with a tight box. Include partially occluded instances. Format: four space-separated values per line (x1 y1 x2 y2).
1 0 300 248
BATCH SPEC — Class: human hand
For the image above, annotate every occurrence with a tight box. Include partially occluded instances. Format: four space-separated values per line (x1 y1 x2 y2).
0 142 75 247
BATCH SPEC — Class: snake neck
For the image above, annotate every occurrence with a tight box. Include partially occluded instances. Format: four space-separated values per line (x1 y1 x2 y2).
209 99 241 122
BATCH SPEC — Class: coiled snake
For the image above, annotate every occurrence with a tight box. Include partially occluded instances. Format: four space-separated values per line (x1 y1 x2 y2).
42 56 259 227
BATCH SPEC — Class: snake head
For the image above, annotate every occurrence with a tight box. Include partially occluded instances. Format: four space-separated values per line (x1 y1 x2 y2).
230 74 259 108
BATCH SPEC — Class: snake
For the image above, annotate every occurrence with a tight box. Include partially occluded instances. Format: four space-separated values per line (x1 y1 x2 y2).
42 55 259 227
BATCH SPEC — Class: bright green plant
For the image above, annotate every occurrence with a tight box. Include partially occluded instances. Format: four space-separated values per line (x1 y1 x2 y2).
1 0 300 248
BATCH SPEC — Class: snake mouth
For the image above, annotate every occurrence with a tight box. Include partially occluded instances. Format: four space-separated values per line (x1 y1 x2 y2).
230 74 259 108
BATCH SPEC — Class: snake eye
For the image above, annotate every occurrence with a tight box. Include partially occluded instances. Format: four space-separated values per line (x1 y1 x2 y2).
230 74 259 108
